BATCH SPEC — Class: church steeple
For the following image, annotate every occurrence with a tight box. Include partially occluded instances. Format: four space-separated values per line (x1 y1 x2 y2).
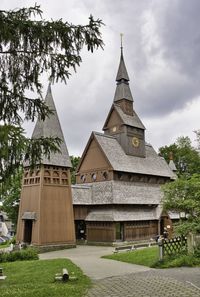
17 84 75 247
32 84 71 167
113 37 133 114
115 43 130 82
103 40 146 158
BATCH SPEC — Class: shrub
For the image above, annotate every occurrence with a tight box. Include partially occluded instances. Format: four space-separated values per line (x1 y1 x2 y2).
152 253 200 268
0 247 39 263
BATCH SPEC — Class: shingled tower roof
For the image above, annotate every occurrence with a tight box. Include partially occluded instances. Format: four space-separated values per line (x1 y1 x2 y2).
32 84 71 167
114 45 133 102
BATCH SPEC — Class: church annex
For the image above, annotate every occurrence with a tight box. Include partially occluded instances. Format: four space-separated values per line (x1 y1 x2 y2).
72 46 176 243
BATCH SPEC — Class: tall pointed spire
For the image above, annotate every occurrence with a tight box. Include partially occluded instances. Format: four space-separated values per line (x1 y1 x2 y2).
116 34 129 82
114 35 133 102
32 84 71 167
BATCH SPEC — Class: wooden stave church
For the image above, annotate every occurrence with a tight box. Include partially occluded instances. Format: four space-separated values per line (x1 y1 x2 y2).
73 46 176 243
16 45 177 247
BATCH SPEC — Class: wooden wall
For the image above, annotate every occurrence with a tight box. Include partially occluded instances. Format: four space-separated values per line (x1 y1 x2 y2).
85 221 158 243
87 222 115 242
16 165 75 246
124 221 158 241
73 206 88 220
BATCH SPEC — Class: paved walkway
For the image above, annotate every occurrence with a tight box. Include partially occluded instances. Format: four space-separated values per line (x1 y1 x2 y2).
39 245 151 279
39 245 200 296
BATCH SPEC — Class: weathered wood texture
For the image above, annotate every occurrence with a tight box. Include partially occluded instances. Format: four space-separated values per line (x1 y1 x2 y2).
16 165 75 246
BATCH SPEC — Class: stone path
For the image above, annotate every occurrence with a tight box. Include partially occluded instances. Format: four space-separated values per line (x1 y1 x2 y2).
86 271 200 297
40 245 151 279
40 245 200 297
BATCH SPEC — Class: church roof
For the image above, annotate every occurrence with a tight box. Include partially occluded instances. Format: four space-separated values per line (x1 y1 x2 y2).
114 48 133 102
85 207 159 222
73 180 163 205
103 104 145 131
93 132 176 179
168 159 177 172
114 104 145 129
116 49 130 81
114 80 133 102
72 184 92 205
31 85 71 167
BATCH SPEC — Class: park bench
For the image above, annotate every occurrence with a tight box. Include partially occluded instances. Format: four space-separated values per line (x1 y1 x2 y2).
114 245 135 253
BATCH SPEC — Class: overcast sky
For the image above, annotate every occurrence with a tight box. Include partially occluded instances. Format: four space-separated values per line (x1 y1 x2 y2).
2 0 200 156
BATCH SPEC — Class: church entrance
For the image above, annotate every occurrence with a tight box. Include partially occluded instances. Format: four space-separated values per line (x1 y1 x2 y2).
75 220 86 240
116 222 124 241
23 220 33 244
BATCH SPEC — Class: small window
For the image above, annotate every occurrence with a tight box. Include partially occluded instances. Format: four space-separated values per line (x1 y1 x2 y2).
102 171 108 180
91 173 97 181
62 172 68 178
36 170 40 176
44 170 50 177
53 171 59 177
80 175 86 182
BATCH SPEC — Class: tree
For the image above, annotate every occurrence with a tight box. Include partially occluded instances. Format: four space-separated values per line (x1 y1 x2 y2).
162 174 200 235
70 155 80 184
0 169 23 229
159 135 200 176
0 4 103 186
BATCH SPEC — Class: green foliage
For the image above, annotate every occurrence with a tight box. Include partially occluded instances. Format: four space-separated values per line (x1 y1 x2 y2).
0 247 38 263
103 247 158 267
103 246 200 268
162 174 200 235
0 169 22 228
0 241 10 249
0 4 104 186
159 135 200 176
70 155 80 184
1 258 91 297
152 251 200 268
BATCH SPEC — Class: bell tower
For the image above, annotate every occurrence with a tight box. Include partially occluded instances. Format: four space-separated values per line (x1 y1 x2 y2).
16 85 76 248
103 39 146 158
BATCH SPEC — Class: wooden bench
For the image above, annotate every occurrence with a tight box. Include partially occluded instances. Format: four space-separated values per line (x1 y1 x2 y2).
114 245 134 253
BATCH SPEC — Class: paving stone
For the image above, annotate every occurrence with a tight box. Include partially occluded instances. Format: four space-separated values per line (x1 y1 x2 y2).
86 273 200 297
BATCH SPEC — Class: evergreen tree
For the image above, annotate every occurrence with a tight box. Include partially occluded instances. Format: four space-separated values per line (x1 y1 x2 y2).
0 4 103 186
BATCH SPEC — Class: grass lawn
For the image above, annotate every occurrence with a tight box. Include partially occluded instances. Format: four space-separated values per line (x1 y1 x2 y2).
0 242 9 249
102 246 159 267
102 246 200 268
0 258 91 297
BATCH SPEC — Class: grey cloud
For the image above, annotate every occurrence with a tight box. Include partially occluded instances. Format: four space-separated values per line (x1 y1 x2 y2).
155 0 200 75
